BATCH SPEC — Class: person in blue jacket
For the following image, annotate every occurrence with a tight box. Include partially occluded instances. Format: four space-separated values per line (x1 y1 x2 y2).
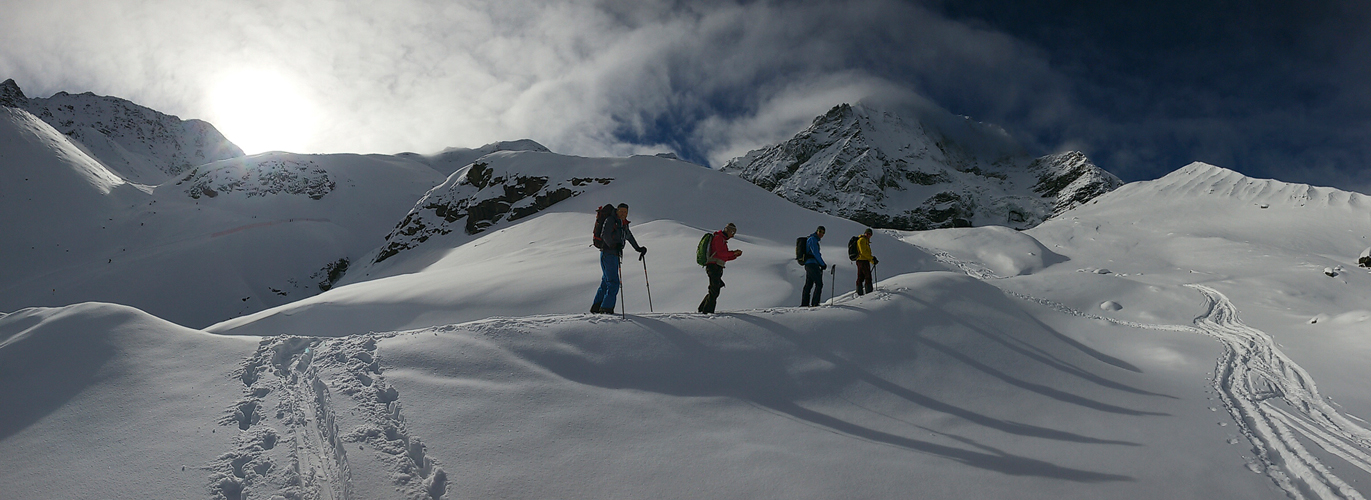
591 203 646 314
801 226 826 307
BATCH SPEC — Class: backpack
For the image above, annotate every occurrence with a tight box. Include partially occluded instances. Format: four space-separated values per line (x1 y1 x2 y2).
696 232 714 266
795 236 808 265
591 204 616 249
848 236 860 261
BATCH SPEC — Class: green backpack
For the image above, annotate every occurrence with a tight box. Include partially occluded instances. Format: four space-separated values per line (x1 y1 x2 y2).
695 232 714 266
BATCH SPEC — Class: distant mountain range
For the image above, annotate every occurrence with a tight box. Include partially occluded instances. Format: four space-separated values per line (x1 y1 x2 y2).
721 103 1122 230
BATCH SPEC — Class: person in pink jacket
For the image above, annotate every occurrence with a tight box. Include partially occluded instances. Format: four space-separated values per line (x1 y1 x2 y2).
698 223 742 314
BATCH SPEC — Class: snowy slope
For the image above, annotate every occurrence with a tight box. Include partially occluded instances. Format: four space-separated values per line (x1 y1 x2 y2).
4 84 1371 499
0 303 259 499
0 108 449 327
207 151 944 337
5 156 1371 499
721 103 1123 230
2 79 243 183
0 106 145 285
994 162 1371 497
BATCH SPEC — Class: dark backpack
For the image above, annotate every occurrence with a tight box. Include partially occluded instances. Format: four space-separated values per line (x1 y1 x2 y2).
795 236 808 265
848 236 860 261
591 204 615 249
696 232 714 266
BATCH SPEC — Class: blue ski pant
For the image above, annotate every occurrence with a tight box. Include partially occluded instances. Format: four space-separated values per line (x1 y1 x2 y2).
593 251 621 310
802 263 824 306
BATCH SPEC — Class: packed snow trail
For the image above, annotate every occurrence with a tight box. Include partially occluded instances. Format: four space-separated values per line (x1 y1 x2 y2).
209 335 448 500
1188 284 1371 500
928 248 1371 499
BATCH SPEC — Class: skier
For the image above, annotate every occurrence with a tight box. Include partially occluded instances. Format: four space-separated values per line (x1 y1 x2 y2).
854 228 879 295
801 226 827 307
698 223 742 314
591 203 647 314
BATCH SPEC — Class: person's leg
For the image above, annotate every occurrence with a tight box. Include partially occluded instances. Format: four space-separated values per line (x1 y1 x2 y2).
701 264 723 313
593 252 612 311
801 264 813 307
856 261 871 296
803 263 821 306
600 252 621 311
810 266 824 306
708 265 724 313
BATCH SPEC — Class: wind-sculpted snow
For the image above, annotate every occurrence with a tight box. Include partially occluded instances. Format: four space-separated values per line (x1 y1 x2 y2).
720 103 1122 230
177 158 338 200
928 234 1371 498
375 158 612 263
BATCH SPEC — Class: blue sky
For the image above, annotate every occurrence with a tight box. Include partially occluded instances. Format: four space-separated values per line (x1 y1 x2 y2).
2 0 1368 192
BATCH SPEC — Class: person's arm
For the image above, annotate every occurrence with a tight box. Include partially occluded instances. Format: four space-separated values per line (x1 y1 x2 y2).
625 226 644 253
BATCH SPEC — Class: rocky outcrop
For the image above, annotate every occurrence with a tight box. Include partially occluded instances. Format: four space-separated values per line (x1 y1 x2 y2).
176 158 337 200
0 79 26 108
375 161 612 263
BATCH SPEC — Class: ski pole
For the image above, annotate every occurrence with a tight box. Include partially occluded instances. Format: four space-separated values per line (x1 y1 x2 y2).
872 262 878 292
641 253 654 312
830 264 836 304
619 260 626 319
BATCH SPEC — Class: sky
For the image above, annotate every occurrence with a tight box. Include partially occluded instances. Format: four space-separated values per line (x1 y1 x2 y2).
2 0 1369 192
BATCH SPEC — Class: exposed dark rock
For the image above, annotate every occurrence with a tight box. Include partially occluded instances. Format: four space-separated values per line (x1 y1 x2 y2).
374 161 612 264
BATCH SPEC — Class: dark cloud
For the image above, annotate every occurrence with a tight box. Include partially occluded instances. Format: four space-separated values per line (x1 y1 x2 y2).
931 0 1371 190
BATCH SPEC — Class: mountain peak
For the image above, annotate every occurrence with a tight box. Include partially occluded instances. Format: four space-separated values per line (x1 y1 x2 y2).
1 79 27 108
1109 161 1369 210
721 103 1120 230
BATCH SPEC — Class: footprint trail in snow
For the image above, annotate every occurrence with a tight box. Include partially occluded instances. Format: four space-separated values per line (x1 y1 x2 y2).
930 249 1371 499
208 334 448 500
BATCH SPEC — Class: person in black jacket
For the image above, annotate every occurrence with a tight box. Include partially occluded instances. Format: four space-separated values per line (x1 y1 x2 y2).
591 203 646 314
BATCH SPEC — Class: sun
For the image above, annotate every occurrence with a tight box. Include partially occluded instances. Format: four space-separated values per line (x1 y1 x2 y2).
207 70 317 155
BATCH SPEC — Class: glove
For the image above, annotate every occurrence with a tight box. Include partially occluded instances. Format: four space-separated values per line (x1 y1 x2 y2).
872 257 879 265
821 264 828 271
638 246 647 254
638 247 647 261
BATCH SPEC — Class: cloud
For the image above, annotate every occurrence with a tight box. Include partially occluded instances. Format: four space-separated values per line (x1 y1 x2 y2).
5 0 1365 193
0 0 1081 163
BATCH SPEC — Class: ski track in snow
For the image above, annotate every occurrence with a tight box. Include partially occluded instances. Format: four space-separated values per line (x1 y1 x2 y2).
930 249 1371 499
208 334 448 500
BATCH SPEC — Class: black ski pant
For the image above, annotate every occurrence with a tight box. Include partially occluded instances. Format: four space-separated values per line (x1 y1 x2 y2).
855 260 873 295
698 263 725 313
802 263 824 307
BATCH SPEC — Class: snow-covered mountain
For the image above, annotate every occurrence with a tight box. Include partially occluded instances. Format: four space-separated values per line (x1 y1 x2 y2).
1 79 243 183
721 103 1123 230
4 85 1371 500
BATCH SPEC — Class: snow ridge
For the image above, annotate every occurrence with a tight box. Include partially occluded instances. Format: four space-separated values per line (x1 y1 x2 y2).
1111 162 1371 210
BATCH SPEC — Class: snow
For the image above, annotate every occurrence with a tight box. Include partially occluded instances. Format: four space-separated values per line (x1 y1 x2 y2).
4 97 1371 499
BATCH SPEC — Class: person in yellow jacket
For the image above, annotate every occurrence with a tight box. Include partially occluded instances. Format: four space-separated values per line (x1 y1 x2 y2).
855 228 878 295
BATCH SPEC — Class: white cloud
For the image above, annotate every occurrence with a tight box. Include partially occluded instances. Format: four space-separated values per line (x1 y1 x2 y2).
1 0 1078 164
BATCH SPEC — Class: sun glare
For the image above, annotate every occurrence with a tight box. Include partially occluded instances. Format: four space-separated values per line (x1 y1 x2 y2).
208 70 317 154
